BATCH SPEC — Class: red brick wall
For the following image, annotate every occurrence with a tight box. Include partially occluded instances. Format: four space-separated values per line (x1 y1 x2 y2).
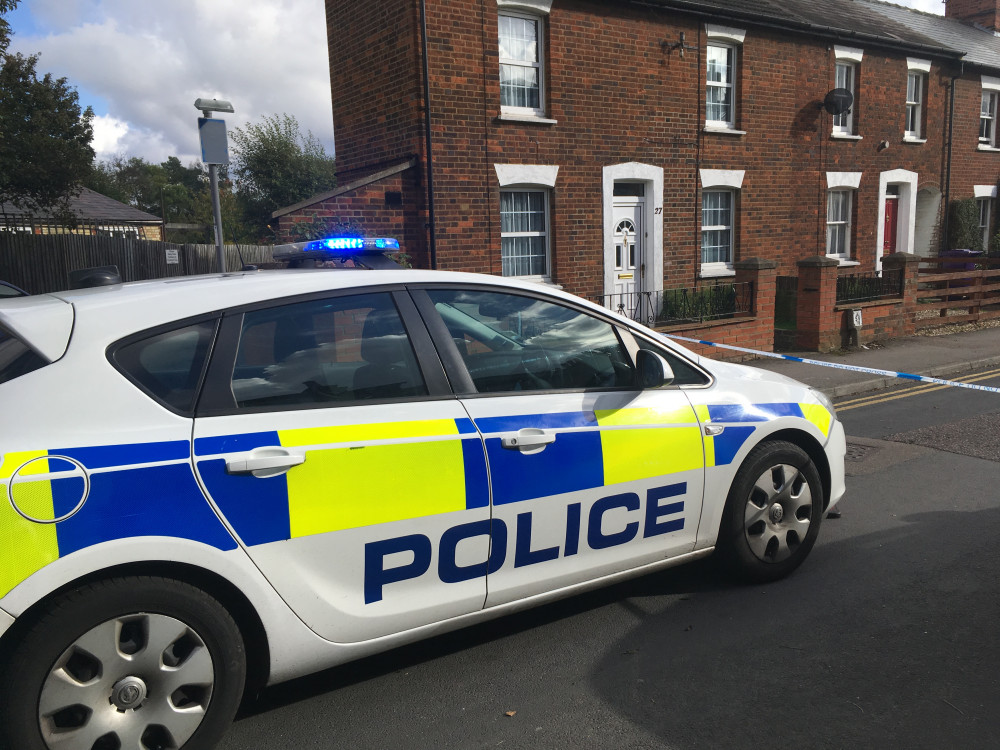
946 0 1000 30
320 0 1000 339
275 168 430 268
326 0 425 174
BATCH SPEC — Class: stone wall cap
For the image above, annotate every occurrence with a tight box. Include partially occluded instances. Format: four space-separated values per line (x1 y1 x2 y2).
734 257 778 270
797 255 841 268
881 252 922 265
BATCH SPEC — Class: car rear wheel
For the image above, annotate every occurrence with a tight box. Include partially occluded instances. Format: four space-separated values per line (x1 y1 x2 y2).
718 440 824 583
0 576 246 750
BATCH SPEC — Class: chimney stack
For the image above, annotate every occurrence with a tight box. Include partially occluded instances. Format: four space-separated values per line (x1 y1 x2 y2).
946 0 1000 32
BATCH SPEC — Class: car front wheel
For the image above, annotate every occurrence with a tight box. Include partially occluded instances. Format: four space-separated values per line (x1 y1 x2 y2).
0 576 246 750
718 440 824 583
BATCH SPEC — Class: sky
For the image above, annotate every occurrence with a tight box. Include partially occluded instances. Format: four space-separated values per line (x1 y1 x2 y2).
6 0 944 167
6 0 334 165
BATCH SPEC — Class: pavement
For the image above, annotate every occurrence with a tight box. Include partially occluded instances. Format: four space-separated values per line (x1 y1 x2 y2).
734 325 1000 398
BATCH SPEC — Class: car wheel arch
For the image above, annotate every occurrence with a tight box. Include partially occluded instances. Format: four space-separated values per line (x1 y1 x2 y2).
0 560 271 700
749 428 832 511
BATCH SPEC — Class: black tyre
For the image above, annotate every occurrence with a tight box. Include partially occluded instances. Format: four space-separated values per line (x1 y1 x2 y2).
0 576 246 750
717 440 824 583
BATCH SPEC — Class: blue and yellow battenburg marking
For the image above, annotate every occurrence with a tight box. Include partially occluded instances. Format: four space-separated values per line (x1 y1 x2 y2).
0 441 236 598
696 401 832 467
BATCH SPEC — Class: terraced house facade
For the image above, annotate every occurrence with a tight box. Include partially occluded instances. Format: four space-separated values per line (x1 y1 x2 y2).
280 0 1000 328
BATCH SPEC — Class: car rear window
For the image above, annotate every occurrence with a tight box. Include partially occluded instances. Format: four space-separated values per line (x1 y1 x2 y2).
0 326 48 385
113 320 218 414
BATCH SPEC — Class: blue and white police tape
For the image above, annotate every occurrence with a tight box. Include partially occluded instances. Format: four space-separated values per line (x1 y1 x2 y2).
663 334 1000 395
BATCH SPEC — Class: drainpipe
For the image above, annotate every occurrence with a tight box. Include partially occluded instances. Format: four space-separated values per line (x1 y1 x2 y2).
420 0 438 269
942 63 963 253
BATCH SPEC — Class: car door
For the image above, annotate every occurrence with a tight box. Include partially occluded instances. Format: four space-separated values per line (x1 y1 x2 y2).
413 286 707 607
192 288 491 643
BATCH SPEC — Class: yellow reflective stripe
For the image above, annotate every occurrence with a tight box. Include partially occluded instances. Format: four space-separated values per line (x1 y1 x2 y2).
279 419 459 448
596 408 702 485
694 404 711 423
281 422 466 537
0 451 59 598
595 406 699 427
703 434 717 468
799 403 832 438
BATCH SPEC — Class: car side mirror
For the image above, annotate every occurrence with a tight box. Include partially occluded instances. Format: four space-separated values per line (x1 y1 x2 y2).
636 349 675 389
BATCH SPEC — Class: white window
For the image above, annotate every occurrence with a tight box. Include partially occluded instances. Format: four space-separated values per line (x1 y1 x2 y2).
906 71 924 139
833 62 856 135
981 91 997 146
978 197 992 252
499 12 544 116
706 44 736 128
826 190 853 259
701 190 734 268
500 189 549 277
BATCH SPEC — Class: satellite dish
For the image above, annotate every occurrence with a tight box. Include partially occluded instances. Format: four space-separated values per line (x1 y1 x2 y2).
823 88 854 116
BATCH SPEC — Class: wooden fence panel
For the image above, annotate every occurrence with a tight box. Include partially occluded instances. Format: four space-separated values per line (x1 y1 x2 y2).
0 234 276 293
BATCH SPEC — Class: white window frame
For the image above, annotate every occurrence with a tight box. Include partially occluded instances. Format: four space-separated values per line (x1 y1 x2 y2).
978 197 992 252
499 188 551 280
981 91 998 147
705 43 737 130
833 61 857 136
826 189 854 261
905 71 924 140
700 189 735 273
498 10 545 118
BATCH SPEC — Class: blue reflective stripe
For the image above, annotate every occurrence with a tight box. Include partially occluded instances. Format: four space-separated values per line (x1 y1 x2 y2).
54 440 190 469
712 426 756 466
454 418 478 435
194 431 280 456
461 437 490 509
474 411 598 433
707 403 803 423
487 430 604 505
196 458 291 546
53 464 237 555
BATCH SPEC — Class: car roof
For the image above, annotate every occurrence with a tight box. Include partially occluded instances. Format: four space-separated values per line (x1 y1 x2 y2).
0 269 609 356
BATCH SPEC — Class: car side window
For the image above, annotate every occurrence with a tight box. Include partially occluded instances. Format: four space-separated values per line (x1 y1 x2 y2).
113 320 218 412
636 338 710 386
231 292 427 408
426 288 635 393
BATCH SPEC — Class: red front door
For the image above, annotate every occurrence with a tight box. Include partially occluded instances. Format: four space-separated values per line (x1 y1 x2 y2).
884 197 899 254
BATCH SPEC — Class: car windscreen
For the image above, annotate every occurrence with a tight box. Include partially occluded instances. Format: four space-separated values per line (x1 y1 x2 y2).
0 325 48 385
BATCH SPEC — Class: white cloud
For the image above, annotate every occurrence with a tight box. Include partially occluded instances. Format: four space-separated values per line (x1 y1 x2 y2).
896 0 945 14
10 0 333 164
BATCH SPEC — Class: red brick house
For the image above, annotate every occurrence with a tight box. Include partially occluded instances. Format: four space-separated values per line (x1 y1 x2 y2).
279 0 1000 310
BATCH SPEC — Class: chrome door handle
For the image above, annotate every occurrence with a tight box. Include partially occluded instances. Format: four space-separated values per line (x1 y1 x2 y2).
501 429 556 455
226 450 305 477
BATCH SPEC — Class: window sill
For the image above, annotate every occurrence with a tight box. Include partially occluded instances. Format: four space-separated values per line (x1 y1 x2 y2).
826 256 860 267
703 126 746 136
698 267 736 279
977 143 1000 152
497 112 558 125
831 133 863 141
508 275 562 289
903 136 926 144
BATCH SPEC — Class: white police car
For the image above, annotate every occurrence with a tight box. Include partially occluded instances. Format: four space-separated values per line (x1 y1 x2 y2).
0 239 845 749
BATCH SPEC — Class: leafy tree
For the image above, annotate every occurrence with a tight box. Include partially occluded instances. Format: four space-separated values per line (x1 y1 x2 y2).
229 113 336 240
0 52 95 213
1 1 95 213
0 0 17 54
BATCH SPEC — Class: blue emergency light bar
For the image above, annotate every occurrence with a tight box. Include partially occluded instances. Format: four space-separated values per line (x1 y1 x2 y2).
308 237 400 252
272 236 404 269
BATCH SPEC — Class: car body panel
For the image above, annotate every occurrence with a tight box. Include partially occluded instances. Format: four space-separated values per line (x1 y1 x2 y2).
0 267 845 693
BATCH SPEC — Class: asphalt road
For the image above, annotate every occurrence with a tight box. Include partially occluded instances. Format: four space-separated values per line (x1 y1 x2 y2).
218 372 1000 750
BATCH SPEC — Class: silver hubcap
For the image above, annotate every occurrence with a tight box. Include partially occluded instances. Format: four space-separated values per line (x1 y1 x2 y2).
744 462 813 563
38 613 214 749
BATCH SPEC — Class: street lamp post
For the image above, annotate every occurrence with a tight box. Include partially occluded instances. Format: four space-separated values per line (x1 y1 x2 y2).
194 98 234 273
